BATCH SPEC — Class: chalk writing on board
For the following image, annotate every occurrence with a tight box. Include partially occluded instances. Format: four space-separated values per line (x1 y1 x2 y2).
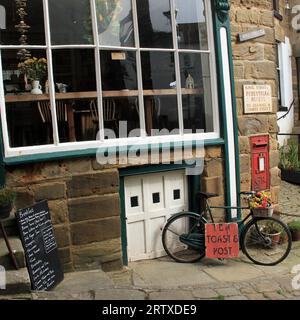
16 201 63 291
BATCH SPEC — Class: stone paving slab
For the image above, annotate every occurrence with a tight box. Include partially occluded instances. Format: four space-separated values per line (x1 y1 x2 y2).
202 260 265 282
94 289 146 300
129 260 217 289
54 269 114 293
148 290 195 300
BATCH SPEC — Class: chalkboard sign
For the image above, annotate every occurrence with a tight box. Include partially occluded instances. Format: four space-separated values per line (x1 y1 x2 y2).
16 200 64 291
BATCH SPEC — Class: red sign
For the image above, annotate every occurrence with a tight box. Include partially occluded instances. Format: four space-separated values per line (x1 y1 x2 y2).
205 223 239 259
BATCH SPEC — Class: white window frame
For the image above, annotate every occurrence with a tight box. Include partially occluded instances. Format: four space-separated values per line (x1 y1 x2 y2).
0 0 219 158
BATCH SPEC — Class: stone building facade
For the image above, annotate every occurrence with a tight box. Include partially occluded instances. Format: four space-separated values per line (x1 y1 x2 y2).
230 0 292 211
0 1 292 273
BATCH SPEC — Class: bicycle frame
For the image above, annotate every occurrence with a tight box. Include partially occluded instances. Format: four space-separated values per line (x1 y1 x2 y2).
201 197 254 235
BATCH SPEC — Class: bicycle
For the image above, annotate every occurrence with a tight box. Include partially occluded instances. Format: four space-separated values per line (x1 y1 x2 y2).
162 191 292 266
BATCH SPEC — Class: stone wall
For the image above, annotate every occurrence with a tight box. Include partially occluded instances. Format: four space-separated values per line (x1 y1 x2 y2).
6 159 122 273
5 145 226 272
230 0 286 210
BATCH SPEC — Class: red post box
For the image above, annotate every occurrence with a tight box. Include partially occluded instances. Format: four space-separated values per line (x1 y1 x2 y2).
250 135 270 191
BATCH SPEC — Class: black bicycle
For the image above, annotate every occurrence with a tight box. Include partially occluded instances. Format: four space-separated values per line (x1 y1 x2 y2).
162 191 292 266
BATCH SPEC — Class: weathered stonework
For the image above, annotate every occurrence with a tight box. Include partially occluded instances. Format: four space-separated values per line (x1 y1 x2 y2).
231 0 287 209
6 161 122 272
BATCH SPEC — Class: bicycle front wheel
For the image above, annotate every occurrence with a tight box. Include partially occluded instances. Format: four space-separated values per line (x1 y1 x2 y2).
162 212 206 263
241 217 292 266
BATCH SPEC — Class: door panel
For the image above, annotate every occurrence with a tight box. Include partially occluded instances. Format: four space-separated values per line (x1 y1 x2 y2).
124 170 188 261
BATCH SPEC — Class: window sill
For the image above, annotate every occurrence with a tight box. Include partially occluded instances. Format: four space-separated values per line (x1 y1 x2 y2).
3 137 225 166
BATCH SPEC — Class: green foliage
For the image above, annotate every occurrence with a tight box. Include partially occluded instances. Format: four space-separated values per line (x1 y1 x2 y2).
263 221 284 234
288 220 300 231
0 187 15 207
279 140 300 171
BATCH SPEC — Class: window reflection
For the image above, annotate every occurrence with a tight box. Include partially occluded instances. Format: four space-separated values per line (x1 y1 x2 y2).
175 0 208 50
100 50 139 137
3 50 52 147
0 0 45 45
97 0 134 47
141 52 179 135
52 49 97 142
49 0 93 45
179 52 213 132
137 0 173 49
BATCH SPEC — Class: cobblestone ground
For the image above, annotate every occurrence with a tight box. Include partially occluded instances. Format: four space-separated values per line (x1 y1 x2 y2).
279 181 300 223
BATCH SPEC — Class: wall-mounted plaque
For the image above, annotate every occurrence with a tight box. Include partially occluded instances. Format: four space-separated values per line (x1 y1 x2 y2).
243 84 272 114
238 29 266 42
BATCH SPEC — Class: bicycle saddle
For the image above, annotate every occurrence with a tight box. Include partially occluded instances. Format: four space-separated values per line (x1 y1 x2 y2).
197 192 219 199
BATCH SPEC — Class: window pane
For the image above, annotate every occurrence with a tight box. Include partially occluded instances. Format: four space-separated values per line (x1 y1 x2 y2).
179 52 213 133
0 0 45 45
137 0 173 49
175 0 208 50
52 49 97 142
96 0 134 47
100 50 137 90
141 51 179 135
2 50 52 147
100 50 140 138
48 0 93 45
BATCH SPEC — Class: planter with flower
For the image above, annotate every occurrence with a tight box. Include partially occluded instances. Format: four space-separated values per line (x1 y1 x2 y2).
18 57 47 94
250 191 273 217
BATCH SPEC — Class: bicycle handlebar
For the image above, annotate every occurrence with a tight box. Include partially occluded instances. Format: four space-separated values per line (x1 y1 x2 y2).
240 191 256 196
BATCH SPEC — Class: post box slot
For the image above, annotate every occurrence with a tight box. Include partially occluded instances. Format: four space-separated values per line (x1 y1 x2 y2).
253 143 268 147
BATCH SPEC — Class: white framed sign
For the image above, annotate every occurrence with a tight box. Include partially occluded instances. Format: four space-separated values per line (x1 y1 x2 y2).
243 84 272 114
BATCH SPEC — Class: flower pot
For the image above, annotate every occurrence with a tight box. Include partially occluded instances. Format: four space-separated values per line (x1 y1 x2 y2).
263 231 281 246
291 229 300 242
31 80 43 94
0 203 12 219
281 168 300 185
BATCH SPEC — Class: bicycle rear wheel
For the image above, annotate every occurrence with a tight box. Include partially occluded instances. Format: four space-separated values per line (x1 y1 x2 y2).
241 217 292 266
162 212 206 263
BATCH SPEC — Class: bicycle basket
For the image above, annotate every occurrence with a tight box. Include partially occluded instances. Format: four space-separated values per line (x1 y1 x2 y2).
252 207 274 218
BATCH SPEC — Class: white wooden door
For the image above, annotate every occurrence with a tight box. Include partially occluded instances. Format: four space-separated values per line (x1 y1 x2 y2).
124 170 188 261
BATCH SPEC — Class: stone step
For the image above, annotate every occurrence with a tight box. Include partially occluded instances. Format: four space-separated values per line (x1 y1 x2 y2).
0 268 31 296
0 237 26 270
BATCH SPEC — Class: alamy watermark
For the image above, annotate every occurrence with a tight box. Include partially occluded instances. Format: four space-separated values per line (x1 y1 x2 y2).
292 5 300 31
0 265 5 290
292 264 300 290
96 122 205 176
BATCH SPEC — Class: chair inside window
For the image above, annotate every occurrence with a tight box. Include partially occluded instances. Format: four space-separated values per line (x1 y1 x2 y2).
89 99 117 135
37 100 68 142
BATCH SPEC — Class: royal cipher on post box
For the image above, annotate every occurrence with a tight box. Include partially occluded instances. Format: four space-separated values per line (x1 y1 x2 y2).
250 135 270 191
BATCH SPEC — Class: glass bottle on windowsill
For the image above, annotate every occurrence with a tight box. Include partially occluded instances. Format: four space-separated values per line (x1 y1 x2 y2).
185 73 194 89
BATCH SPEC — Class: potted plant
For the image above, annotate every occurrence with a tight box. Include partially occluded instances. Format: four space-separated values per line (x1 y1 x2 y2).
250 191 273 217
261 221 283 246
0 187 15 219
18 57 47 94
288 220 300 241
279 140 300 185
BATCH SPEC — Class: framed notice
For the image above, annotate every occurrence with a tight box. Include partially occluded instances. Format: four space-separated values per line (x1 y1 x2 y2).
243 84 272 114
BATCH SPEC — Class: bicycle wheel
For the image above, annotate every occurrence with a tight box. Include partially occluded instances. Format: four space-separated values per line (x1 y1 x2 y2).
241 217 292 266
162 212 206 263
